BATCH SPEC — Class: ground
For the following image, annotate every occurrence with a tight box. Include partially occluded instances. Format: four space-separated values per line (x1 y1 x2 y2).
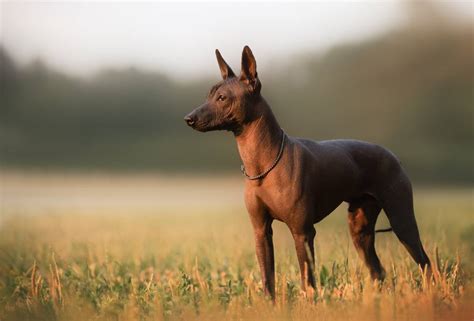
0 171 472 321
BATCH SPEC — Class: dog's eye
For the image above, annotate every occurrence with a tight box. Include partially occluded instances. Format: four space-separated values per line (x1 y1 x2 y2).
217 95 226 102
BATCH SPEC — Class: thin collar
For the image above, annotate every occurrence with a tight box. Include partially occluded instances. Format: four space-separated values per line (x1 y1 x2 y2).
240 129 286 180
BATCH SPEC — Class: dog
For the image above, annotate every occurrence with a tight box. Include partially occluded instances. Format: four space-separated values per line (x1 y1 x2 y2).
184 46 431 299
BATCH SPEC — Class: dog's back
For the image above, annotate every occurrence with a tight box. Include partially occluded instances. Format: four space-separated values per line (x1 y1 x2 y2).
295 137 405 200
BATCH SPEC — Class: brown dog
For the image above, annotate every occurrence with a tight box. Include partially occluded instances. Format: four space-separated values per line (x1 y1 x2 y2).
184 46 431 299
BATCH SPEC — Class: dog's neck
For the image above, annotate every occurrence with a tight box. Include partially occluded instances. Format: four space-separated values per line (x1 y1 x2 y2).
235 97 282 178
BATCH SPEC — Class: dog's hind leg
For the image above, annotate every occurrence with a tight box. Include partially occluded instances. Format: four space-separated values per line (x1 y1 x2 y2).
348 195 386 280
380 174 431 274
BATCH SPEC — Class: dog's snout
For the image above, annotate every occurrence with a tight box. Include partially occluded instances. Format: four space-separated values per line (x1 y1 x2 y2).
185 104 210 131
184 115 195 127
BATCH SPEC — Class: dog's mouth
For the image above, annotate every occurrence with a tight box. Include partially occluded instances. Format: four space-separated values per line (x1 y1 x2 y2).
191 124 209 132
184 113 237 133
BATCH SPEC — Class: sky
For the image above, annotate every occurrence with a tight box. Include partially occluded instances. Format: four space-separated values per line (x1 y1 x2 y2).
1 1 472 79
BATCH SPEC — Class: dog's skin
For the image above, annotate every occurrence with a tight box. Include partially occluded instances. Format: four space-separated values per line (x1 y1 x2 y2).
184 46 431 300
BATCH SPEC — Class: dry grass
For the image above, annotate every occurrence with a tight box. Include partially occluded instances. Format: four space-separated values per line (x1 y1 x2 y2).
0 171 472 321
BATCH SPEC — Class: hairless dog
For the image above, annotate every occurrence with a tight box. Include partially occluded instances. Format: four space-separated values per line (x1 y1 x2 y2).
185 46 431 300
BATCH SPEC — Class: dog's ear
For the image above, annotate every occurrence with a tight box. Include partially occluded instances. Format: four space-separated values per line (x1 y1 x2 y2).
240 45 261 93
215 49 235 80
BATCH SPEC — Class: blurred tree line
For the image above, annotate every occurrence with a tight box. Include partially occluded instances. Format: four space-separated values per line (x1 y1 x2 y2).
0 14 472 183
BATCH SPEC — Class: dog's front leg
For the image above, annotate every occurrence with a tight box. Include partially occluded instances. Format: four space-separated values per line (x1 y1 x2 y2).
252 217 275 300
292 225 316 291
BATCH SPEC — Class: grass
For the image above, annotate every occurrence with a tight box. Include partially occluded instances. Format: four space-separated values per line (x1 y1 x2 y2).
0 172 472 321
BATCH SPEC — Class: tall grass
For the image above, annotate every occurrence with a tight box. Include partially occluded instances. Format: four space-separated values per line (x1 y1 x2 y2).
0 175 472 321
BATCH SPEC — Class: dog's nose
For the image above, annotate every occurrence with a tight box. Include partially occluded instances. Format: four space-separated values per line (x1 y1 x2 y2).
184 115 195 126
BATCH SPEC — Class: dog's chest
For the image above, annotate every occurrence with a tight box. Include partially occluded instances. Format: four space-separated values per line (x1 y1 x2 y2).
248 178 304 222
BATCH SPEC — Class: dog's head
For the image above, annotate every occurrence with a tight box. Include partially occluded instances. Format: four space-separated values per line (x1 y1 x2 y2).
184 46 261 134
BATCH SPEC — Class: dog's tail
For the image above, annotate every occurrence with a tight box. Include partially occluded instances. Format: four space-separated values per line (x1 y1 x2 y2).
375 227 393 233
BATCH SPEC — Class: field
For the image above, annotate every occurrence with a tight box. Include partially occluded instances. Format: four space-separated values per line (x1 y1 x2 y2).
0 171 472 321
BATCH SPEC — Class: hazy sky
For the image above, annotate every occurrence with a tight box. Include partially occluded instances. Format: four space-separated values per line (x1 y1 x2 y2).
1 1 472 79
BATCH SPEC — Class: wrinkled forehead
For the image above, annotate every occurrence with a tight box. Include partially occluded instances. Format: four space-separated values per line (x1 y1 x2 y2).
208 78 242 97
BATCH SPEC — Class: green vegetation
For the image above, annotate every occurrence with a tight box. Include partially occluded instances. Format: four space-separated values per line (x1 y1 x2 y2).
1 18 472 183
0 174 472 321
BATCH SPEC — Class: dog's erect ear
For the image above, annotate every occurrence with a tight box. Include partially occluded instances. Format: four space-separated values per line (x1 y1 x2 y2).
215 49 235 80
240 45 260 93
